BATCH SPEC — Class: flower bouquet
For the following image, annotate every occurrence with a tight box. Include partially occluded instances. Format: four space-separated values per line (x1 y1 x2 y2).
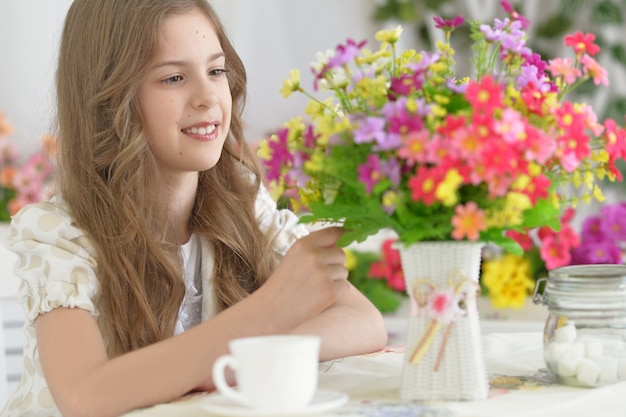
258 1 626 253
259 1 626 401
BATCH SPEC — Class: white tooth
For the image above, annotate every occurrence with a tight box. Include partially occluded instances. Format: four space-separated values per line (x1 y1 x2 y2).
207 125 215 133
190 127 198 134
198 127 207 135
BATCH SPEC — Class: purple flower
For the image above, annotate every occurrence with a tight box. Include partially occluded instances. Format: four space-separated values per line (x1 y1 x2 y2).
571 241 623 264
380 156 401 186
389 72 424 98
373 132 402 152
433 16 464 30
516 65 551 92
353 116 386 145
580 216 606 243
493 17 510 31
524 53 548 74
328 38 367 68
479 24 503 43
501 0 531 29
600 203 626 241
446 78 468 94
409 51 441 72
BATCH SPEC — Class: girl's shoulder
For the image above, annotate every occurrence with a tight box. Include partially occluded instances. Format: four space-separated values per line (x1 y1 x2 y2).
6 195 90 249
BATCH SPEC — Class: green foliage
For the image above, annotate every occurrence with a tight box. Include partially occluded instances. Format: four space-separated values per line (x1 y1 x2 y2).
346 250 404 313
592 0 623 24
0 186 15 222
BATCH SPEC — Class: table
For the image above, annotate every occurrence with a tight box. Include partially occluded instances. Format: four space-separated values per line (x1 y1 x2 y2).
123 331 626 416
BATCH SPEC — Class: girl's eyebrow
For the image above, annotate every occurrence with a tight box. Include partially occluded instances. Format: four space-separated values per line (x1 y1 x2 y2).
152 52 226 69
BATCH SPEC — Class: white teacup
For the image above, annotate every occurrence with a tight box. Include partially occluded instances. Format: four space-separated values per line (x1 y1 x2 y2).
212 335 321 412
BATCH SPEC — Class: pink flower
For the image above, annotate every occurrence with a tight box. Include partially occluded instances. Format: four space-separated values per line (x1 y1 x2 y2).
581 54 609 86
540 235 572 270
547 57 581 84
494 108 526 143
426 287 463 323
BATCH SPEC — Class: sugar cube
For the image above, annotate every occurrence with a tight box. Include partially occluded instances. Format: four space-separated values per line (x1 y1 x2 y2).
546 341 569 363
577 358 600 386
558 343 585 377
554 323 577 344
598 357 618 383
585 341 604 359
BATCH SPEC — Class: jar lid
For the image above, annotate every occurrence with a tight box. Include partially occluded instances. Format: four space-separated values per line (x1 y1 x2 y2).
535 264 626 312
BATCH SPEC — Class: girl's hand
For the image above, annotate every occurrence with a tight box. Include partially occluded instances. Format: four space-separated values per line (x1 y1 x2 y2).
258 227 349 327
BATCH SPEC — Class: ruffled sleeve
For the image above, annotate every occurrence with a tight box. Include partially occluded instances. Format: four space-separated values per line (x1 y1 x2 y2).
255 183 309 255
4 196 100 323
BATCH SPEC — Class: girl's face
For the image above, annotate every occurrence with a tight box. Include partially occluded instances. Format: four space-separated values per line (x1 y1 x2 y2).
137 9 232 181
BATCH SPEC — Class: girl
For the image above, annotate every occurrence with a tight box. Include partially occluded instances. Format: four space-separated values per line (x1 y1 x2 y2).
1 1 388 416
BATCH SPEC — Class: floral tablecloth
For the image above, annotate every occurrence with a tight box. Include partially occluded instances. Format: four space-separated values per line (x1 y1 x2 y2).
124 332 626 417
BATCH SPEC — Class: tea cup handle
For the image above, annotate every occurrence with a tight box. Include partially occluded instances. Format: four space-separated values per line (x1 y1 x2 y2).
212 354 249 407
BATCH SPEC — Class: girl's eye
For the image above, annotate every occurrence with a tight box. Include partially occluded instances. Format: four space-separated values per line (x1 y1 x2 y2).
209 68 229 78
163 75 184 85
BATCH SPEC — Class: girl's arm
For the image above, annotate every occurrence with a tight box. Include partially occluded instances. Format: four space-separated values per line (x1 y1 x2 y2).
36 227 350 417
290 283 389 361
37 291 285 417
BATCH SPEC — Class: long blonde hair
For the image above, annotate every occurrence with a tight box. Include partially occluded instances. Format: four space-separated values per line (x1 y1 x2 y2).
56 0 278 357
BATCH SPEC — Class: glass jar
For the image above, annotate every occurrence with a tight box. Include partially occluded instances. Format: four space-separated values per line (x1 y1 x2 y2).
533 264 626 388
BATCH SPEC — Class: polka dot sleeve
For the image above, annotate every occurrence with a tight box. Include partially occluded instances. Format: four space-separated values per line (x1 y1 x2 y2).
4 197 99 322
255 183 309 255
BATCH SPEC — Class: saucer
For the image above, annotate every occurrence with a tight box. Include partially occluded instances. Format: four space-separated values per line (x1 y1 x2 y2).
200 389 348 416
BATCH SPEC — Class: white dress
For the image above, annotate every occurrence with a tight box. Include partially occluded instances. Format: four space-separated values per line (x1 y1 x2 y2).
0 185 308 416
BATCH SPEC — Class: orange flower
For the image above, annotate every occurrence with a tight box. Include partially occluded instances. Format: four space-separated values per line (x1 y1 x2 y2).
40 134 58 157
451 202 486 241
0 113 13 136
0 167 17 187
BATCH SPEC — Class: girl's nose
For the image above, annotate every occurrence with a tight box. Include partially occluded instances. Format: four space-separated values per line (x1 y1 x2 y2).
190 78 219 109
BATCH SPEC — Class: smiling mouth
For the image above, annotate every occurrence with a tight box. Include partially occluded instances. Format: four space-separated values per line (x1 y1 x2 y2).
182 125 216 135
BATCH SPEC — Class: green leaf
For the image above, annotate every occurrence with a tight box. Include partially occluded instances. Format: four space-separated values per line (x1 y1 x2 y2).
519 199 562 230
560 0 587 16
0 186 15 222
611 44 626 67
534 14 572 39
603 96 626 122
592 0 623 24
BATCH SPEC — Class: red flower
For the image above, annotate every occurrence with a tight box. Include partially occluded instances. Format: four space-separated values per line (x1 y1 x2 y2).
368 239 406 292
564 32 601 57
465 76 503 114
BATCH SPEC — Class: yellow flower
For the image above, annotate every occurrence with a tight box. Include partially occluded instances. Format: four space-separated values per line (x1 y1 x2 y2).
280 69 301 98
482 254 535 309
592 184 605 202
435 169 462 206
374 26 403 46
256 139 271 160
268 179 285 202
344 249 357 270
305 97 335 119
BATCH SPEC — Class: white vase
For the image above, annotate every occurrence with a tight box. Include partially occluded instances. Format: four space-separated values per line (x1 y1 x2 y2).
395 241 489 401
